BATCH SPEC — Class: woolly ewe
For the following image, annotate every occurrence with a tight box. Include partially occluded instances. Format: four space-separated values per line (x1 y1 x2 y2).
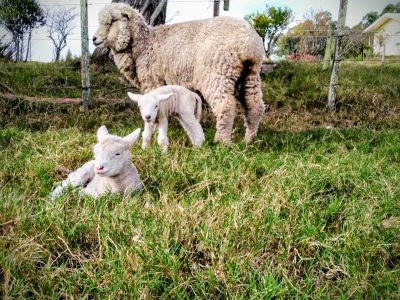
128 85 205 153
51 126 142 199
93 3 265 144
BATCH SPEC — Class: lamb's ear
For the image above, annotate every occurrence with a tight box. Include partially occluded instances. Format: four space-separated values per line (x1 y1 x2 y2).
155 93 174 102
123 128 141 147
97 125 109 142
127 92 142 103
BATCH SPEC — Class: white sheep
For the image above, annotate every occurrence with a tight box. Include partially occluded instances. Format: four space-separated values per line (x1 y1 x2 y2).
51 126 142 199
128 85 205 153
93 3 265 145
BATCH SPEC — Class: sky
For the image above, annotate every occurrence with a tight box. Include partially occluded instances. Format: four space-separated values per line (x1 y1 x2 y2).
0 0 397 62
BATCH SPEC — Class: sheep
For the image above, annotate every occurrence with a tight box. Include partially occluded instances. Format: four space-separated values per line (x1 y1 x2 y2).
93 3 266 145
51 126 142 199
128 85 205 153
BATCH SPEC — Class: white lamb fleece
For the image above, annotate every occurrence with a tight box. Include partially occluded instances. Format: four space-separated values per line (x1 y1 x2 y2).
51 126 142 199
128 85 205 153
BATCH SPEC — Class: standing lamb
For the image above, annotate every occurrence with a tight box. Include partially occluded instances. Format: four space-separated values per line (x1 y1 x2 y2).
92 3 266 144
51 126 142 199
128 85 205 153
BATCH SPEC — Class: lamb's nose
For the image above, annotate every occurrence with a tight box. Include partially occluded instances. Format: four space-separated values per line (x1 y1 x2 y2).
93 36 97 42
145 115 151 121
96 166 104 171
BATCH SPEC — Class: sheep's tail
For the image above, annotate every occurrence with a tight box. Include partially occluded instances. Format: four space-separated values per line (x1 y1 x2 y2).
194 93 202 120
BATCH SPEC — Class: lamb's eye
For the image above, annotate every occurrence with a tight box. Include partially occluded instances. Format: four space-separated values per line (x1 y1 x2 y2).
115 153 121 156
155 105 158 108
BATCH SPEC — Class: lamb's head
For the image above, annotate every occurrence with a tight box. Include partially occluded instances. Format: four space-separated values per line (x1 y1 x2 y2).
128 91 173 123
93 3 143 52
93 126 141 177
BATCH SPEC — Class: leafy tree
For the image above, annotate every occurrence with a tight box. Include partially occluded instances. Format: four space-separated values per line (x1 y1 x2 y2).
381 2 400 14
46 7 77 62
361 11 379 28
278 9 332 57
245 5 294 56
0 0 45 61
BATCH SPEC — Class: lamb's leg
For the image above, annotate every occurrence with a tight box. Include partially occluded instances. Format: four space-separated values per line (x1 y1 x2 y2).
242 72 265 144
156 117 169 153
142 122 154 150
178 115 205 147
51 160 95 200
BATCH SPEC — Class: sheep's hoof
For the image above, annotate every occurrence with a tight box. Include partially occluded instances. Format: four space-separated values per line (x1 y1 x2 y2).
214 135 231 145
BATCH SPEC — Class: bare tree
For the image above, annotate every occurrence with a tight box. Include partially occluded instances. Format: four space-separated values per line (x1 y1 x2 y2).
46 7 77 62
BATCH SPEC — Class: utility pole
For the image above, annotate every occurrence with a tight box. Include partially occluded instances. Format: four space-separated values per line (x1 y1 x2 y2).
327 0 348 110
213 0 220 17
80 0 90 111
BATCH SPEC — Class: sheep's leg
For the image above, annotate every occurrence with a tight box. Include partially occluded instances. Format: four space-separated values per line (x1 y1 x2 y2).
142 122 154 150
178 115 205 147
212 93 236 144
242 72 265 144
156 117 169 153
51 160 95 200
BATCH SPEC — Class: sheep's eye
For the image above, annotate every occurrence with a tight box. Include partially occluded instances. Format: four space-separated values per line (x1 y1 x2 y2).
115 153 121 156
155 105 158 108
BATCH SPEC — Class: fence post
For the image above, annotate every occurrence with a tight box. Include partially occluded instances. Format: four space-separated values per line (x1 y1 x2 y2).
80 0 90 111
327 0 348 110
213 0 220 17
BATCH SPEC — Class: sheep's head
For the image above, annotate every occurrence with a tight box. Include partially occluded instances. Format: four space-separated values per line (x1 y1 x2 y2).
93 126 141 177
93 3 137 52
128 91 173 123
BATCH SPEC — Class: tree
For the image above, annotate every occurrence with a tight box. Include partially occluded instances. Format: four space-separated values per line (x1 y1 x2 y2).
361 11 379 28
278 9 332 57
46 7 77 62
0 0 45 61
245 5 294 56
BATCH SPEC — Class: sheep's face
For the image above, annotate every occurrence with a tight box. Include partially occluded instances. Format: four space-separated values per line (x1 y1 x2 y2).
93 126 141 177
128 92 173 123
93 4 134 52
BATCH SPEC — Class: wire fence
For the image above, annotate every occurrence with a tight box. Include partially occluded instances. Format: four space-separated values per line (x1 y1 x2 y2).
1 0 399 105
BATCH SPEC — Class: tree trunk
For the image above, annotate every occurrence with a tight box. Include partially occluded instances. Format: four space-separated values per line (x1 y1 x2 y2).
91 0 167 68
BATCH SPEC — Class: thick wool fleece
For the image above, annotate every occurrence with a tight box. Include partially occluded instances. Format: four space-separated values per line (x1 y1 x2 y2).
95 3 266 144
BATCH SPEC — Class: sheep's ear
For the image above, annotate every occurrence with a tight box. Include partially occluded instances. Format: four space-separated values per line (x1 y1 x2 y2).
127 92 142 103
120 7 133 20
123 128 141 147
155 93 174 102
97 125 109 142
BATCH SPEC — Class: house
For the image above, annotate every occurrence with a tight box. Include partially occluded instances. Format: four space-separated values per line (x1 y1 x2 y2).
363 13 400 57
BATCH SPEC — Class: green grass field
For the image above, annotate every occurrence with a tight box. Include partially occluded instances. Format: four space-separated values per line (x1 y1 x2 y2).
1 61 399 299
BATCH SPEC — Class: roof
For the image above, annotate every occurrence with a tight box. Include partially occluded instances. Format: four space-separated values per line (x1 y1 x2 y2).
363 13 400 33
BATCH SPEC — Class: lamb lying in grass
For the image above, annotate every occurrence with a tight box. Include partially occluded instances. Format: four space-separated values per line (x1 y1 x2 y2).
51 126 142 199
128 85 205 153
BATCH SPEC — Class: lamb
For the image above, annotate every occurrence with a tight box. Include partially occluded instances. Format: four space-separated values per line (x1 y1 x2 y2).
93 3 266 145
51 126 142 199
128 85 205 153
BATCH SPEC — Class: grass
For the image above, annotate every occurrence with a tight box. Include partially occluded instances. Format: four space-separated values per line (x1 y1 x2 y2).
0 60 400 299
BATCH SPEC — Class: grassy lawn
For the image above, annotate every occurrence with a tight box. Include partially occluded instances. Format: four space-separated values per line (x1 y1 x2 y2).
0 61 399 298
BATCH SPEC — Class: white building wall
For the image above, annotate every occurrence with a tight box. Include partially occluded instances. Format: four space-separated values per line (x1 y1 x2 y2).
373 19 400 56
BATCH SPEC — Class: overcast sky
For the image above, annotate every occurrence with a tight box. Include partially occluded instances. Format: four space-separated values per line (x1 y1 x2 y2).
0 0 397 62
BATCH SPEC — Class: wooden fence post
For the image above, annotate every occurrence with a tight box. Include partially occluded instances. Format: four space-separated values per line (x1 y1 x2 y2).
213 0 220 17
327 0 348 110
80 0 90 111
